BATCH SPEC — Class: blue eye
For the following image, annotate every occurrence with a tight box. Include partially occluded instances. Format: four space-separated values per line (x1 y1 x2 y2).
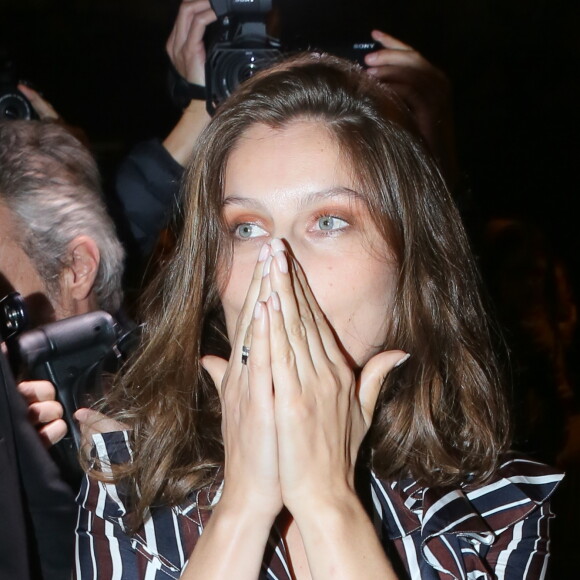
317 215 349 231
234 223 267 239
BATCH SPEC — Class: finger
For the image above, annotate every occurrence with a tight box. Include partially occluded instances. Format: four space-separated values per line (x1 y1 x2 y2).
28 400 63 427
287 256 346 365
74 408 127 434
38 419 68 448
172 0 212 48
200 354 228 397
267 242 318 375
185 6 218 47
230 243 271 357
266 289 302 396
17 380 57 404
358 351 409 426
169 1 216 83
242 250 274 353
17 84 59 120
370 29 414 52
247 301 273 406
365 48 430 73
74 407 125 460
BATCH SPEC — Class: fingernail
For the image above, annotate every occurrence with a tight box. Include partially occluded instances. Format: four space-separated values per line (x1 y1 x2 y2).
270 238 285 254
274 250 288 273
258 243 270 262
254 301 264 319
262 255 272 277
270 291 281 311
365 52 377 64
394 353 411 368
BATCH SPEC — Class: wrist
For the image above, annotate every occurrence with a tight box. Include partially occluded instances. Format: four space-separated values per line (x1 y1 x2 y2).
212 494 277 533
291 495 367 551
285 483 358 523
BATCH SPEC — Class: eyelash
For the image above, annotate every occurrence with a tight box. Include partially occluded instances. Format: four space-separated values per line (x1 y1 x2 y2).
229 221 268 241
311 213 351 234
227 213 351 241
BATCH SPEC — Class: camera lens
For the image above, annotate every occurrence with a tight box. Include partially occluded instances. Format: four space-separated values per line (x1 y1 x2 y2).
211 48 280 104
0 92 33 120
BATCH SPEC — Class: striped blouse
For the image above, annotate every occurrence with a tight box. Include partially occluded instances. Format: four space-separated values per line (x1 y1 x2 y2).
75 431 563 579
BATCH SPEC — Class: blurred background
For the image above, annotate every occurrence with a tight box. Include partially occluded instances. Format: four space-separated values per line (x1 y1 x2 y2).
1 1 578 250
1 0 579 574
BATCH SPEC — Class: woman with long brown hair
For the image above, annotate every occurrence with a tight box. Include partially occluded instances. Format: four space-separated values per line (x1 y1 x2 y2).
75 53 562 579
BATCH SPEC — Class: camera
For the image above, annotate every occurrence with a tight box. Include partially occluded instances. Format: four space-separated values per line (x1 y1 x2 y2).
205 0 281 114
204 1 378 115
0 292 138 486
0 51 37 121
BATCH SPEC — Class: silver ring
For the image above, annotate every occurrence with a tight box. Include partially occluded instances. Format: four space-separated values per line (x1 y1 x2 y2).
241 345 250 365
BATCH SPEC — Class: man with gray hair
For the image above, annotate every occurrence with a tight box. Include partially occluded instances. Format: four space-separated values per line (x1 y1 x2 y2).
0 119 124 325
0 120 125 579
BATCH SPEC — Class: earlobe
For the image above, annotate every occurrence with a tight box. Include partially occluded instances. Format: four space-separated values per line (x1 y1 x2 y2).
63 235 100 304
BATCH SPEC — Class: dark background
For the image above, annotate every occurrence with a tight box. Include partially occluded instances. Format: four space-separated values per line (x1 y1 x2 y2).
1 0 579 575
1 0 578 263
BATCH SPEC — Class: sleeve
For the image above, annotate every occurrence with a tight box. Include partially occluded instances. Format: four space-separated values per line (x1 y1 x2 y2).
371 457 564 580
74 431 188 579
74 430 140 579
114 139 184 258
484 500 554 579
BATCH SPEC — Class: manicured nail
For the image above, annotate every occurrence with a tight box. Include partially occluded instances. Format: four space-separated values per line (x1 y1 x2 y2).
274 250 288 273
270 238 285 254
254 301 264 319
262 255 272 277
365 52 377 64
270 291 281 311
258 243 270 262
394 353 411 368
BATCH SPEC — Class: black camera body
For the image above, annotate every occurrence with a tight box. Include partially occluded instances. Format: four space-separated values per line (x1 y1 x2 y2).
11 310 121 488
0 53 37 121
205 0 281 114
204 1 378 115
0 292 135 487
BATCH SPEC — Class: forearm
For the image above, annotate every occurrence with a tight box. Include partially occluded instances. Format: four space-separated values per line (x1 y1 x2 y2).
294 493 398 580
163 100 211 166
180 503 275 579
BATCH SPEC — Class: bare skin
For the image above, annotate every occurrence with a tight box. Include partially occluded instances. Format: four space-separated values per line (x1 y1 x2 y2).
182 121 407 578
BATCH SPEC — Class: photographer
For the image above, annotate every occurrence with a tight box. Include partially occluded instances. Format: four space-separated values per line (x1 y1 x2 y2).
115 0 458 260
0 347 77 580
0 118 127 439
0 120 127 578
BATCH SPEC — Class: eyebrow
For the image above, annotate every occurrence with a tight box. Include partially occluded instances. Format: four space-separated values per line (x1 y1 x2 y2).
222 187 365 210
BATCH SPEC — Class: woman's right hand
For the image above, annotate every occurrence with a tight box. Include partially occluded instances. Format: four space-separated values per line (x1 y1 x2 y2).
201 243 282 522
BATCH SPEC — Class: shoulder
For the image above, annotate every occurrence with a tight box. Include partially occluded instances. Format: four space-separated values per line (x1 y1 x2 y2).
76 430 134 522
371 455 564 578
75 431 220 577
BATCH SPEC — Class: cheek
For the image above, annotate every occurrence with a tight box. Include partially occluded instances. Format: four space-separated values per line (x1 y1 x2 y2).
301 256 395 361
219 255 256 341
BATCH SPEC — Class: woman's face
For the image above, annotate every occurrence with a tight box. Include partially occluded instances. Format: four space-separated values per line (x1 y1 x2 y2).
220 121 397 367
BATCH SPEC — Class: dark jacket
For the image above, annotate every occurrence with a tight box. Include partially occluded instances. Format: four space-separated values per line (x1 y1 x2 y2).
0 350 77 580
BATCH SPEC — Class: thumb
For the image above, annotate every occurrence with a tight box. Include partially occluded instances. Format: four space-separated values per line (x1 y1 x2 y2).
358 350 410 426
73 407 127 460
200 355 228 397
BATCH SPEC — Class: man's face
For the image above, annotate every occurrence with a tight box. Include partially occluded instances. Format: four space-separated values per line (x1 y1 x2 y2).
0 202 60 327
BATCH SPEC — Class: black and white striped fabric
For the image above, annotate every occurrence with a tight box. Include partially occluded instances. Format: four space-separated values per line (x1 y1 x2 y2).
75 431 563 579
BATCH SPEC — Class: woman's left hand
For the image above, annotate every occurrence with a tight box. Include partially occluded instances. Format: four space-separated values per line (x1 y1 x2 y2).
264 241 407 516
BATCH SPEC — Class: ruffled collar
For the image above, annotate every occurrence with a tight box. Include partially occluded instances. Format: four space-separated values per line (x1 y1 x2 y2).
371 455 564 577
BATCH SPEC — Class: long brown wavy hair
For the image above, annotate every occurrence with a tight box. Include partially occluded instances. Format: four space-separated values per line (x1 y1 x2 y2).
100 53 510 526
